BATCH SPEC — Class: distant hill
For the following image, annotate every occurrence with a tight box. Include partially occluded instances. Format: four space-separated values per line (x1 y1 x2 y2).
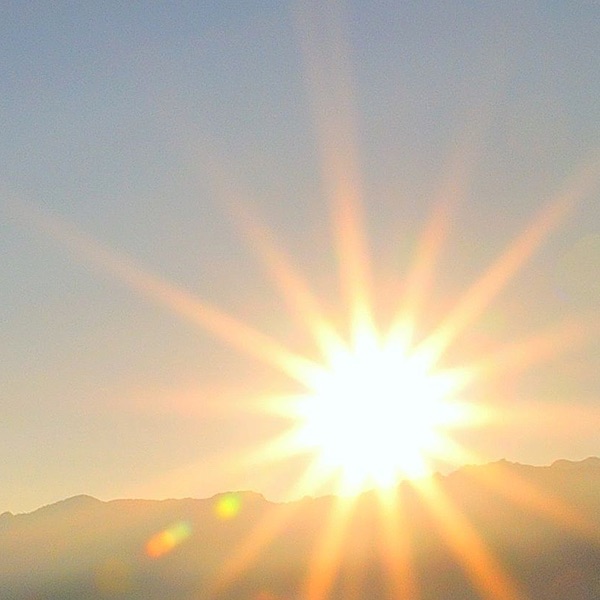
2 458 600 599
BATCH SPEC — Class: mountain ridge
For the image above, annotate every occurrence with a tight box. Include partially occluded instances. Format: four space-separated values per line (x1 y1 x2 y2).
10 455 600 518
2 457 599 599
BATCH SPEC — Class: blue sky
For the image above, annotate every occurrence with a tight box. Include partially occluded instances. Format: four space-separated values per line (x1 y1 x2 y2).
1 1 599 513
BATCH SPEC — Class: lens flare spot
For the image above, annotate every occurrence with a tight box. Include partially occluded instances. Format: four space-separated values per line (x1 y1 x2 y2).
215 493 242 520
145 521 192 558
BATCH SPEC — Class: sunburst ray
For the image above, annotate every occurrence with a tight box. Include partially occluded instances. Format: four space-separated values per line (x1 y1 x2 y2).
461 459 600 542
391 121 487 343
304 493 357 600
417 160 600 366
296 0 373 340
375 487 419 600
5 198 320 385
209 460 335 598
226 199 346 360
414 476 526 600
460 314 598 386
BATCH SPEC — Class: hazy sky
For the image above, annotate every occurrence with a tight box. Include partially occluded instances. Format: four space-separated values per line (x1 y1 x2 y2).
2 1 599 514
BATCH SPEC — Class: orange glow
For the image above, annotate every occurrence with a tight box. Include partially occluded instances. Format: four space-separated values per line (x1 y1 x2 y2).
145 521 192 558
7 16 600 594
375 489 418 600
11 144 600 600
199 141 598 598
304 496 356 600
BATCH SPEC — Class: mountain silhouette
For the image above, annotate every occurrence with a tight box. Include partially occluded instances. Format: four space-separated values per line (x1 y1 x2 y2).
2 458 600 599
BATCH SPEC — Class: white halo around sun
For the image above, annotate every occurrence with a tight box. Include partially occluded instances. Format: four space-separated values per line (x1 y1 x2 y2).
276 327 478 494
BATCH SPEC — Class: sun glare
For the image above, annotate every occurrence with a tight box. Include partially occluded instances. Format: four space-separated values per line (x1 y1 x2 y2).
13 8 599 598
289 329 473 492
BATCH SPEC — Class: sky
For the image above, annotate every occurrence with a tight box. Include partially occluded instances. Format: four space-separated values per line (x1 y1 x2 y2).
1 1 600 515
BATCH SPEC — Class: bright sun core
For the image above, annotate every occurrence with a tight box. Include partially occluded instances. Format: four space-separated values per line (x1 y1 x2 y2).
291 331 471 493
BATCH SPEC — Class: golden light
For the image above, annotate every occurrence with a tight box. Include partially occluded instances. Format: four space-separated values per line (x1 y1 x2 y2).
7 6 600 595
10 151 599 600
287 329 475 493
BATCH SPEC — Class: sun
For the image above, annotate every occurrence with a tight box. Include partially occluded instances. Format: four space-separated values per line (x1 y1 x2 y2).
288 327 473 493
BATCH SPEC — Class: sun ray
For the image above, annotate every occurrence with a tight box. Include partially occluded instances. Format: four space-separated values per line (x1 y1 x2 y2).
304 493 357 600
392 196 458 345
417 160 600 365
391 120 486 343
192 148 347 361
459 314 599 386
429 432 488 473
375 487 419 600
122 444 249 503
223 423 321 480
437 440 600 542
5 198 321 385
462 459 600 542
296 0 373 340
225 199 346 360
500 400 600 440
415 477 526 600
209 460 336 598
5 35 599 598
